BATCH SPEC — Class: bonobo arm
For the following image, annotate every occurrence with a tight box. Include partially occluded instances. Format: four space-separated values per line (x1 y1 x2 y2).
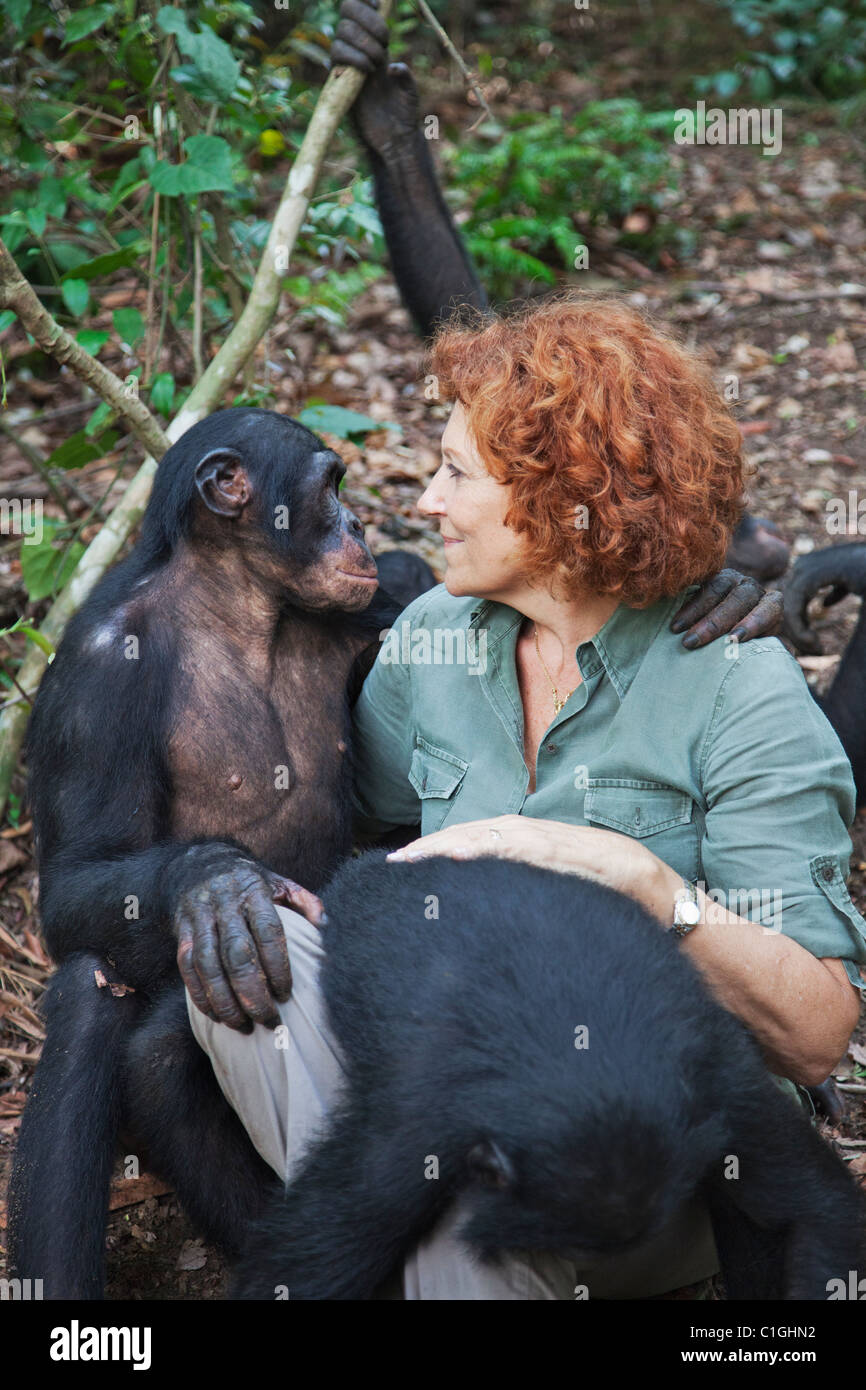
332 0 487 339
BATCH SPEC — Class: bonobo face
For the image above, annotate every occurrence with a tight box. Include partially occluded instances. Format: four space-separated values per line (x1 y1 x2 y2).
192 414 379 613
264 442 380 613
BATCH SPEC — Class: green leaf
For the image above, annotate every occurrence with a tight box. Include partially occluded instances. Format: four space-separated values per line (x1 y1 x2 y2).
113 307 144 348
149 135 235 197
44 431 104 471
156 6 240 101
19 623 55 657
63 246 144 282
297 404 399 439
4 0 32 30
25 206 47 237
61 279 89 317
713 70 742 98
20 525 86 602
85 400 115 435
75 330 110 355
0 310 16 335
63 3 114 44
150 372 175 415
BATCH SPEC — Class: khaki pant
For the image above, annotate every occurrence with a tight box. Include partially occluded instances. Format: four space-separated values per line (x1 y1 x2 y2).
187 906 719 1299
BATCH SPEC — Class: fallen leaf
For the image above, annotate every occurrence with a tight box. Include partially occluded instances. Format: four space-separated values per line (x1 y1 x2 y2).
177 1239 208 1272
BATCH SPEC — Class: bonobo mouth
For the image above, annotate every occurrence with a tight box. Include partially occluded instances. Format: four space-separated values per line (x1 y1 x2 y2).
337 569 378 582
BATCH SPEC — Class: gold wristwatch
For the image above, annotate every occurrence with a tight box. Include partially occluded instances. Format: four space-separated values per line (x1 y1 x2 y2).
671 878 701 937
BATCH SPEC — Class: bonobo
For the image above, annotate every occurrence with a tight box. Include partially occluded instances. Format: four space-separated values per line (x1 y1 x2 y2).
234 852 865 1302
332 0 791 585
9 407 430 1299
785 540 866 808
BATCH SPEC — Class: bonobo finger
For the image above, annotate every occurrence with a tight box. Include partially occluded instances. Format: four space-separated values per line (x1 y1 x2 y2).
176 917 218 1023
728 590 784 642
670 569 740 633
211 884 280 1029
338 0 388 47
331 38 375 73
679 585 763 649
270 874 328 929
678 577 768 648
244 889 293 1005
332 19 386 70
185 890 251 1031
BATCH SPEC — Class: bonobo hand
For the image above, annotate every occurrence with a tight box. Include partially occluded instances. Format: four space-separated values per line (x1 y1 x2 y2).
331 0 419 153
175 858 326 1032
669 569 783 649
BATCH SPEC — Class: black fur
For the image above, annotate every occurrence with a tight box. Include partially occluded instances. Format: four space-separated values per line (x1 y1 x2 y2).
234 852 865 1301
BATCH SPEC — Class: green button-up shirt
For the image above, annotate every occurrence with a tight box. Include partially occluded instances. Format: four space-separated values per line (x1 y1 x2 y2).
351 584 866 993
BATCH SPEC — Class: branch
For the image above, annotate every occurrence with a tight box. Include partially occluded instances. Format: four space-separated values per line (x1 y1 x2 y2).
0 6 392 819
0 239 170 462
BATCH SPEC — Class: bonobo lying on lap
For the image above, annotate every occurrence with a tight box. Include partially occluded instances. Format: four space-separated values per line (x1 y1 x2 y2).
234 852 865 1302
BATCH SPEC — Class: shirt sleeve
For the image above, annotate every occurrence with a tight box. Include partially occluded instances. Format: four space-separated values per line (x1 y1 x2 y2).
699 641 866 995
350 618 421 838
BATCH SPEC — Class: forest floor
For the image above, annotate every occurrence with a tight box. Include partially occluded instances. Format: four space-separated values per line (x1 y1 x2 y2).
0 14 864 1299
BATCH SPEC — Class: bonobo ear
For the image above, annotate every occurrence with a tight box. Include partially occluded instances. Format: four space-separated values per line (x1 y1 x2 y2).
194 448 253 518
467 1139 516 1190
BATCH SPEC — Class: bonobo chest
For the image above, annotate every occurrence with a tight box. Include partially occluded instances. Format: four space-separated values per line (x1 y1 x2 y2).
167 615 360 879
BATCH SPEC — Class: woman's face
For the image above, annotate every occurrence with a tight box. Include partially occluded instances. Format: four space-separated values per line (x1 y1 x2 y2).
417 401 530 601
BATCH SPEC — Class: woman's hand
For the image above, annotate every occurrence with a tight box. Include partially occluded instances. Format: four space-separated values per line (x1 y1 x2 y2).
387 815 682 924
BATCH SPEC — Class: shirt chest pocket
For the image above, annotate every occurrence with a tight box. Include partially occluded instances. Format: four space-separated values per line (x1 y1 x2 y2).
583 780 699 882
408 739 470 833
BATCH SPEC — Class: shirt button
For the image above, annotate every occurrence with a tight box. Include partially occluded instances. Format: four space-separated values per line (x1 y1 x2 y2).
634 807 641 826
822 864 834 882
546 743 558 754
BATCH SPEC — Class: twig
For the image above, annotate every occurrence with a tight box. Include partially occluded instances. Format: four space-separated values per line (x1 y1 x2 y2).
192 207 204 379
0 415 73 519
0 415 102 518
412 0 493 131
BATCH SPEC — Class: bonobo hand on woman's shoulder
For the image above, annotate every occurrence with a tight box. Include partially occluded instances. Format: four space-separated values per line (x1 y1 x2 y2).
671 569 783 649
173 850 326 1031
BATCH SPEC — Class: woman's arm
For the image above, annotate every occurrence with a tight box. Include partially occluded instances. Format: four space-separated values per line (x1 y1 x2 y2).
389 814 861 1085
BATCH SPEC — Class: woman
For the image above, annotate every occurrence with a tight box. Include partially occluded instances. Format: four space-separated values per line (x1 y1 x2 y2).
189 295 865 1299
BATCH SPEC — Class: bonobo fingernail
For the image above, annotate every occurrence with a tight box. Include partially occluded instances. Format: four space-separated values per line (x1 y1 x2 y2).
681 633 699 649
730 628 745 642
670 619 686 633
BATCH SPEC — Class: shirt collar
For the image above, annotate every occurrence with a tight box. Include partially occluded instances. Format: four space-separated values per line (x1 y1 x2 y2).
468 590 689 703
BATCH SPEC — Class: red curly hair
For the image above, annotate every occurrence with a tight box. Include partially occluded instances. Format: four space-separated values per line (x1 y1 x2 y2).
428 294 744 607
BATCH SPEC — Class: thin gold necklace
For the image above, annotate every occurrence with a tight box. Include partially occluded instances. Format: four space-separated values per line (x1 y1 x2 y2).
533 622 579 715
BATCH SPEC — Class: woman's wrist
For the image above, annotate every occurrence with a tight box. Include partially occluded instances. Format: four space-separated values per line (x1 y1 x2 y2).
612 849 685 927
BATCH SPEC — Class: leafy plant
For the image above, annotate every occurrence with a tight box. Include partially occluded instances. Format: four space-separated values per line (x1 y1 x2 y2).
696 0 866 99
444 101 684 299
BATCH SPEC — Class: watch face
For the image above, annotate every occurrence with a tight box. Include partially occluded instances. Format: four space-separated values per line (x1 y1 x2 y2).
677 900 702 926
